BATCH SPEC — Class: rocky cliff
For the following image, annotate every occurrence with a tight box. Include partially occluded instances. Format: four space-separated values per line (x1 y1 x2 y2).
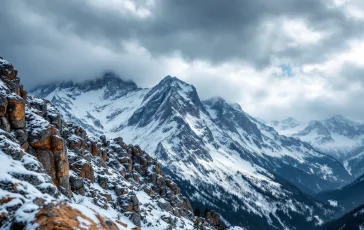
0 57 233 229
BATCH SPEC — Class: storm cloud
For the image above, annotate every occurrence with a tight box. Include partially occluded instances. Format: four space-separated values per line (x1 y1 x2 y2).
0 0 364 121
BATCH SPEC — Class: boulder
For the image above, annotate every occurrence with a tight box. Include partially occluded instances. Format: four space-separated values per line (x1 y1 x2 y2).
69 174 85 195
29 127 52 150
36 149 56 183
0 117 10 132
70 161 94 183
0 59 17 80
12 129 28 145
0 94 8 116
7 96 25 129
158 199 173 212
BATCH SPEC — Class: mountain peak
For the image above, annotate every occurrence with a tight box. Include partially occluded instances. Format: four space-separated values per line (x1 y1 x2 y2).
74 72 138 92
282 117 299 123
205 96 226 104
329 114 347 121
158 75 192 88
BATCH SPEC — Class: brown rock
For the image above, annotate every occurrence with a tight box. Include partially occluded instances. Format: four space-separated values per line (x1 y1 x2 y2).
0 117 10 132
21 142 29 151
33 203 119 230
7 96 25 128
0 95 7 116
0 61 17 80
29 128 52 150
71 161 95 183
36 149 56 183
51 135 64 151
102 150 107 161
115 220 127 228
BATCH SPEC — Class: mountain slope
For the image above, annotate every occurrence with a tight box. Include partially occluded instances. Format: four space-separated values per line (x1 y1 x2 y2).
31 74 352 229
319 204 364 230
0 57 230 230
316 173 364 214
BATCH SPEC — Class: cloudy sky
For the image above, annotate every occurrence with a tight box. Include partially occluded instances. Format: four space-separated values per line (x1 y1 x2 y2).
1 0 364 121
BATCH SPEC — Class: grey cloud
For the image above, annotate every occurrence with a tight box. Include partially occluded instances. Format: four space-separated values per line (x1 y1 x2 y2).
0 0 364 121
4 0 363 68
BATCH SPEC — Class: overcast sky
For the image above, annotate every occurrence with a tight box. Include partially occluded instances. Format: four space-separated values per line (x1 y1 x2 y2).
1 0 364 121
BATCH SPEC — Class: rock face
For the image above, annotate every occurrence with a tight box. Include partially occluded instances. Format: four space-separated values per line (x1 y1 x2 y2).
0 57 228 230
33 202 119 230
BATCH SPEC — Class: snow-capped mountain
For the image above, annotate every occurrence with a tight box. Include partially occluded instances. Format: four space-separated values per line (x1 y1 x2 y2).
31 74 353 229
271 116 364 167
269 117 306 136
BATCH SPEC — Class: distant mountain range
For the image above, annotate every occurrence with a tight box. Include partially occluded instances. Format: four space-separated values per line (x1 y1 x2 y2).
270 116 364 178
31 73 354 229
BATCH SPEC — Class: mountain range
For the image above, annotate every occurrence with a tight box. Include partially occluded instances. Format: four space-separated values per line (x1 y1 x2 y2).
30 73 357 229
270 116 364 178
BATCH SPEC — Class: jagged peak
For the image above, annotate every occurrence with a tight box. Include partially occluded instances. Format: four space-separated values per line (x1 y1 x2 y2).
325 114 352 123
143 75 198 102
156 75 195 91
308 120 325 127
204 96 226 104
204 96 244 113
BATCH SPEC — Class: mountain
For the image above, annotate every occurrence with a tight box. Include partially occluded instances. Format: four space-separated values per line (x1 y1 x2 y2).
316 173 364 215
319 204 364 230
294 116 364 160
268 117 305 136
270 116 364 178
0 57 231 229
266 115 364 172
31 73 353 229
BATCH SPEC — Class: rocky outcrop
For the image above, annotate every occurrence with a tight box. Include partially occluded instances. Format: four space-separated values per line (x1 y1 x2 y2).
63 124 194 226
33 202 119 230
205 210 222 228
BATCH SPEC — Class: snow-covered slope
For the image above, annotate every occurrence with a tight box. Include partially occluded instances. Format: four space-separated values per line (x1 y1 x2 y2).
31 74 352 229
316 172 364 216
320 204 364 230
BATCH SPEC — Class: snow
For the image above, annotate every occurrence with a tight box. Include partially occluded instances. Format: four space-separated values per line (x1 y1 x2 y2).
328 200 338 207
